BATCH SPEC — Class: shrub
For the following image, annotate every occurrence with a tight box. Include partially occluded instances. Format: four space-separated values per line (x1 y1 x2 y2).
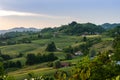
53 60 61 68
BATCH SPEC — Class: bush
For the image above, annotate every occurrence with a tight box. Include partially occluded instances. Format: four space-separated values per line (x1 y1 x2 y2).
53 60 61 68
15 61 22 68
47 62 53 67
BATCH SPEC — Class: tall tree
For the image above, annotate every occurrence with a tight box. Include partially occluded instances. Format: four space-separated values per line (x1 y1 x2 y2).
46 42 57 52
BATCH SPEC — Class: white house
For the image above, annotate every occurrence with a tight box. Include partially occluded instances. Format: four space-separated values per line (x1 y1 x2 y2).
74 51 83 56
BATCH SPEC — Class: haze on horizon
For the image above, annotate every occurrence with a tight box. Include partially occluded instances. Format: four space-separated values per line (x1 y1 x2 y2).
0 0 120 30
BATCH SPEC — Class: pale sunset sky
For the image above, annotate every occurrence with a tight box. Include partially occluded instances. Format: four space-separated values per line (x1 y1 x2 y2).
0 0 120 30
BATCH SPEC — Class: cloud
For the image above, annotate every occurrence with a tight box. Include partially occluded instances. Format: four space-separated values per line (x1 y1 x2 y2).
0 9 71 19
0 9 36 16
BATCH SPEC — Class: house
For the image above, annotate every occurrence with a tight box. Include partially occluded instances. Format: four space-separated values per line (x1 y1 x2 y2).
74 51 83 56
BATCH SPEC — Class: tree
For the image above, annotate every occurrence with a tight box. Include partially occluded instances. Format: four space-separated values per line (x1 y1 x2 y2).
16 61 22 68
1 54 12 60
82 36 87 42
47 53 58 61
69 21 77 26
26 54 36 65
45 42 57 52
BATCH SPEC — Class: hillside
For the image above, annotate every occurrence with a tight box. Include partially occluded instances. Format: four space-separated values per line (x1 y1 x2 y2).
41 22 105 35
0 22 120 80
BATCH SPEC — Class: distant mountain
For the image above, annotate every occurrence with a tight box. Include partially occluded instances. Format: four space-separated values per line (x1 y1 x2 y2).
101 23 120 30
0 27 40 34
0 30 8 34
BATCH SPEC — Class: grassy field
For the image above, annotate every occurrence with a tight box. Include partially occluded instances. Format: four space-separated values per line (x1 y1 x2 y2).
0 35 114 80
0 35 81 55
90 40 113 53
0 35 101 55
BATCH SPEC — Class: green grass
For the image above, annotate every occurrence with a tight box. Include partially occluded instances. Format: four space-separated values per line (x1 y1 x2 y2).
90 40 113 53
8 66 73 80
0 35 114 80
0 35 101 57
0 43 40 56
54 52 66 60
0 35 83 57
102 37 113 41
9 57 26 65
86 35 101 38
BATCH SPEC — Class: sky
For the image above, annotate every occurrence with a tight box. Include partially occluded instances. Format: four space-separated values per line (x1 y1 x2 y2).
0 0 120 30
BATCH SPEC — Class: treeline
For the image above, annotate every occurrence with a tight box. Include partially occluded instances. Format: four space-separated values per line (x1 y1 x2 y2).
0 31 37 40
4 61 22 69
41 21 105 35
0 21 106 46
0 32 35 46
26 53 58 65
104 26 120 37
0 53 58 69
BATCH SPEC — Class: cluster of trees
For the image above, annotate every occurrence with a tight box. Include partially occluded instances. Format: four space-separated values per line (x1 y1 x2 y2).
0 31 37 46
38 33 53 39
0 32 23 40
4 60 22 69
0 38 32 46
0 50 24 61
40 21 105 35
104 26 120 37
26 53 58 65
0 62 20 80
0 31 37 40
0 21 106 46
0 51 12 61
45 42 57 52
64 37 101 55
